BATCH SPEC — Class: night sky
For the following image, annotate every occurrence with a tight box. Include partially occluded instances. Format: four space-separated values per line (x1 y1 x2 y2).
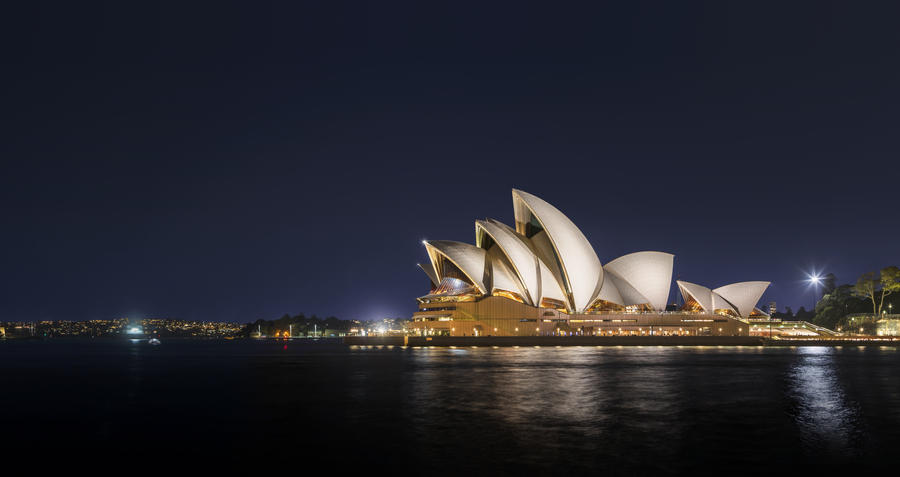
3 1 899 323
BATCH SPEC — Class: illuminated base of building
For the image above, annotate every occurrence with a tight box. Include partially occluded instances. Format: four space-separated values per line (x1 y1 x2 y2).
747 318 838 338
411 296 749 337
876 318 900 336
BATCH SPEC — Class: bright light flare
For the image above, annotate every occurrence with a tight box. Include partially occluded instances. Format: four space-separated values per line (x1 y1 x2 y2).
806 271 823 285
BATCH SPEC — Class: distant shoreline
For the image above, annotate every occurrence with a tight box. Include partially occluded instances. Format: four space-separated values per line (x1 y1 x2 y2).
5 335 897 347
0 336 343 341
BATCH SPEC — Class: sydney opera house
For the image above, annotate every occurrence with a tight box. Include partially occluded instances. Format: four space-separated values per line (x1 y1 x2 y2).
411 189 770 337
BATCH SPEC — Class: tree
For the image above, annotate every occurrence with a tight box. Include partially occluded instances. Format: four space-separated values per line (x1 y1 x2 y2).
854 266 900 317
795 306 813 321
854 271 879 317
823 273 837 295
814 284 865 330
881 266 900 313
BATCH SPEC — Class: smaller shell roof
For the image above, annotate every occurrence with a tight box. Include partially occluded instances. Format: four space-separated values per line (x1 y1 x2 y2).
713 281 771 317
604 251 674 311
677 280 713 312
609 274 651 307
424 240 488 295
417 263 440 287
712 292 736 314
678 280 769 317
476 219 539 305
594 276 624 306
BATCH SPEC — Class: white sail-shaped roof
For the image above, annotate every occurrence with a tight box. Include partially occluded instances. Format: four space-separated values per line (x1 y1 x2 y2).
538 256 567 303
511 189 603 313
594 276 624 306
424 240 488 294
476 219 539 305
488 250 530 303
418 189 770 315
604 251 674 311
609 274 652 306
712 292 736 314
713 281 771 317
528 231 569 304
677 280 766 317
417 263 439 287
677 280 713 312
751 307 770 317
483 219 568 305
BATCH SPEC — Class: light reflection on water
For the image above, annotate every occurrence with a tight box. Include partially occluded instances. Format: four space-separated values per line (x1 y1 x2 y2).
405 346 732 469
787 346 863 455
395 345 895 472
4 340 899 473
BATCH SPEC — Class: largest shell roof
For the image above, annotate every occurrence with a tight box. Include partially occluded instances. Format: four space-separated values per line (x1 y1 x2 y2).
419 189 768 316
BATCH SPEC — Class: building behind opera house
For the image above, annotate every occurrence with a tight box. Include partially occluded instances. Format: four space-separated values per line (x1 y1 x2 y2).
411 189 771 337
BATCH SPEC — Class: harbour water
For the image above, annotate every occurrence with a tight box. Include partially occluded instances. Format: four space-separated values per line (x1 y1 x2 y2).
2 339 899 474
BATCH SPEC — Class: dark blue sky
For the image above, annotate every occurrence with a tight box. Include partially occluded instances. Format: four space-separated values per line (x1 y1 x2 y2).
3 1 899 322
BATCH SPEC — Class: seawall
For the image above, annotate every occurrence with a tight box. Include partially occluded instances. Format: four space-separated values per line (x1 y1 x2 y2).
344 336 900 347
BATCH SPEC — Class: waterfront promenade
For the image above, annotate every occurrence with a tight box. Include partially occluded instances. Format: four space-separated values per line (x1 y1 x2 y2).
345 335 900 347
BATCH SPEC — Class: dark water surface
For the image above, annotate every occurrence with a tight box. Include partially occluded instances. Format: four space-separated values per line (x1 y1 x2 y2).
3 339 899 474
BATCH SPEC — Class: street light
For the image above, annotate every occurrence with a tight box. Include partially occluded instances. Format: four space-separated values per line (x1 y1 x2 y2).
807 272 823 311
